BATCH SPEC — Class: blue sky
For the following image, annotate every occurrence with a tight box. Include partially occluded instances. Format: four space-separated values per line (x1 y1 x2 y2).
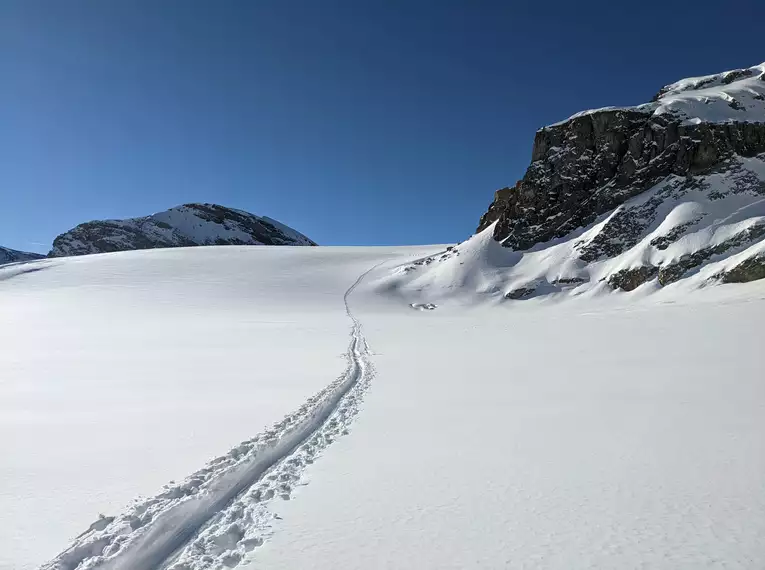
2 0 764 252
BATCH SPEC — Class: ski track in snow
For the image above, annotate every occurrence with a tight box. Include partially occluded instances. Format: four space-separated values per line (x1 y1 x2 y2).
40 264 382 570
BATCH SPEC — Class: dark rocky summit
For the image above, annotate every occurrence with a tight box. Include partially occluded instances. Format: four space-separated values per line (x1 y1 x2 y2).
50 203 316 257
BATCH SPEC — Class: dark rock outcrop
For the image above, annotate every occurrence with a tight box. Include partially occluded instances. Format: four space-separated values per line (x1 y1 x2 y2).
504 287 536 300
657 222 765 286
478 113 765 250
607 266 659 291
0 246 45 265
717 254 765 283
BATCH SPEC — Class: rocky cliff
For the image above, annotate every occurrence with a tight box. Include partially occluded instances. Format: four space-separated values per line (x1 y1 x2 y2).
50 203 316 257
473 62 765 290
381 63 765 303
0 246 45 265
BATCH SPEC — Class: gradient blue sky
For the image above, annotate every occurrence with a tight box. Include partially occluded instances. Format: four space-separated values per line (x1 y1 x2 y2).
2 0 764 252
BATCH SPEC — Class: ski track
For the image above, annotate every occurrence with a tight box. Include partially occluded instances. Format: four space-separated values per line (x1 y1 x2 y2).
39 264 381 570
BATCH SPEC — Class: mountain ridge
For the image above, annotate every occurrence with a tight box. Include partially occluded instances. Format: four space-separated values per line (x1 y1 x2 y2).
49 203 316 257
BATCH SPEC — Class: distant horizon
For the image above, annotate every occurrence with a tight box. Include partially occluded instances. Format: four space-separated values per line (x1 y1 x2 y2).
7 198 472 254
3 0 764 254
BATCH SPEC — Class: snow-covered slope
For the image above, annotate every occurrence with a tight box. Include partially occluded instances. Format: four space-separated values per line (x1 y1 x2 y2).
0 245 44 265
255 285 765 570
49 203 316 257
563 62 765 126
0 245 433 570
651 63 765 124
2 245 764 570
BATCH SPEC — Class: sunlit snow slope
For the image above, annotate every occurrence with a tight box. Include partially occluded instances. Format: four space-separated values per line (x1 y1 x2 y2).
256 281 765 570
0 245 432 570
2 244 764 570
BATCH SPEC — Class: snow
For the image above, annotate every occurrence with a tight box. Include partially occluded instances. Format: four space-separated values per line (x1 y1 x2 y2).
150 206 255 245
0 245 430 570
3 243 765 569
254 287 765 570
551 62 765 128
548 106 639 127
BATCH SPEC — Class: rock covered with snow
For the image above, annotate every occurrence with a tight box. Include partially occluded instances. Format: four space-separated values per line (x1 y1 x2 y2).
479 63 765 250
49 203 316 257
555 63 765 127
382 153 765 303
469 62 765 291
0 245 45 265
650 64 765 123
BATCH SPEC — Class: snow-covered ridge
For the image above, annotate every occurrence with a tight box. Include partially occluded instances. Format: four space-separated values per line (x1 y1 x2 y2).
49 203 316 257
554 62 765 127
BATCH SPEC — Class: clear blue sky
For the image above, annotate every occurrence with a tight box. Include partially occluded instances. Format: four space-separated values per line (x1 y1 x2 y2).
2 0 763 252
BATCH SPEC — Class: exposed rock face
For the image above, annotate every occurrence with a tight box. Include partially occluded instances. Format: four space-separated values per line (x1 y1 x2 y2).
504 287 536 300
50 203 316 257
657 221 765 286
607 266 659 292
718 254 765 283
0 246 45 265
478 112 765 251
474 62 765 289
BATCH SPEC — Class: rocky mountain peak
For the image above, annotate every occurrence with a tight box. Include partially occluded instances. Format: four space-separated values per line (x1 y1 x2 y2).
50 203 316 258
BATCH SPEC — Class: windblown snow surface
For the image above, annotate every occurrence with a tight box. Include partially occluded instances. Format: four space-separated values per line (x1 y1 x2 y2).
2 242 764 570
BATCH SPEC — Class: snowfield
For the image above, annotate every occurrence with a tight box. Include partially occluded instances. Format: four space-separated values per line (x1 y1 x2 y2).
2 245 764 569
257 289 765 570
0 246 430 570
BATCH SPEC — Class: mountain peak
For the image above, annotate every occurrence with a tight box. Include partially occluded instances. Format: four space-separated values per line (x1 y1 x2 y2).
49 204 316 257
